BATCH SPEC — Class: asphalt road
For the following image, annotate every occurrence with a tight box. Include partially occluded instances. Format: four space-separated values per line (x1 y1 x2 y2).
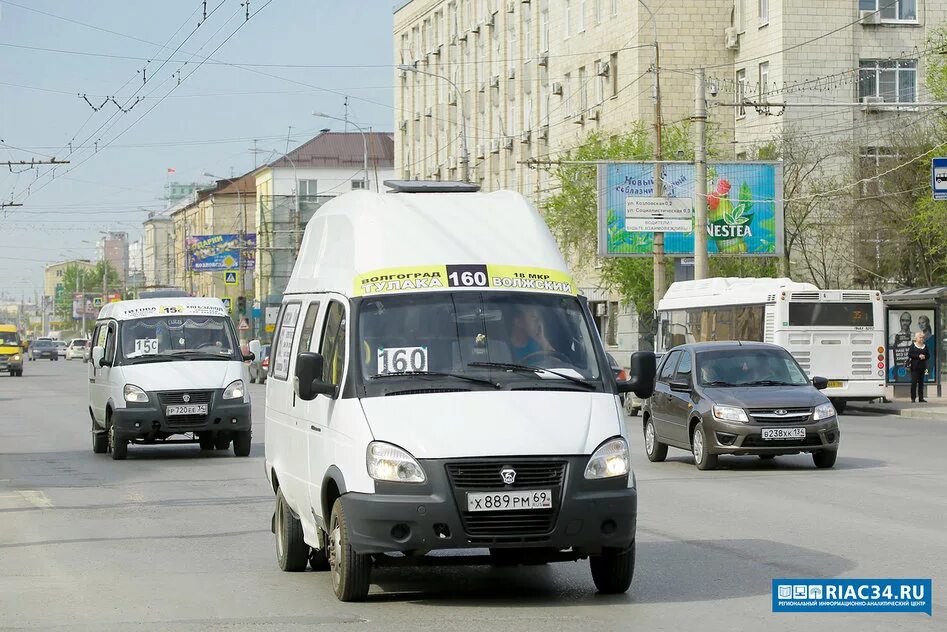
1 359 944 631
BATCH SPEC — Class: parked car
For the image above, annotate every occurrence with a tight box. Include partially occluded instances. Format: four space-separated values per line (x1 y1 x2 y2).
29 339 58 361
248 344 270 384
642 341 840 470
55 340 67 358
66 338 88 360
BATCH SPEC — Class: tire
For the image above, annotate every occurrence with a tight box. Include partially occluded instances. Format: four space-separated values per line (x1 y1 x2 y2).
643 417 668 462
692 421 718 471
109 420 128 461
328 498 371 602
758 454 776 461
812 450 837 469
275 489 309 572
215 435 231 450
92 424 107 454
199 434 216 450
232 430 251 457
309 530 330 571
590 540 636 594
15 370 23 377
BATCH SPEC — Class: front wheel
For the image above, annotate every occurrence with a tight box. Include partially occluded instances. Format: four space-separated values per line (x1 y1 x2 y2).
643 418 668 462
109 423 127 461
215 435 231 450
199 434 216 451
813 450 837 469
233 431 251 457
275 489 309 572
590 541 636 594
328 498 371 602
831 399 847 415
692 422 718 471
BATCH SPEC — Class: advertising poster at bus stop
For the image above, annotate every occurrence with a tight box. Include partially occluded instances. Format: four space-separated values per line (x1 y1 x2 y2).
887 308 937 383
597 162 783 257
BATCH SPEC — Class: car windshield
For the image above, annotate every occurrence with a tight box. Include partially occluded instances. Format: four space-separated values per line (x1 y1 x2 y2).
33 340 53 348
0 332 19 346
696 348 809 386
357 291 603 392
119 315 238 360
70 340 85 347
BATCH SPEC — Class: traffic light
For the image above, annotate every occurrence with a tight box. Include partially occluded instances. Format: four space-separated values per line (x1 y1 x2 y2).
236 296 246 315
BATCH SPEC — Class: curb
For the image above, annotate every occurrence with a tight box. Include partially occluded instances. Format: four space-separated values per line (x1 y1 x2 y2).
845 403 947 420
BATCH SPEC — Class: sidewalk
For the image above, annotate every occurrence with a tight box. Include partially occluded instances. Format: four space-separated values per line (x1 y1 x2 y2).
845 391 947 420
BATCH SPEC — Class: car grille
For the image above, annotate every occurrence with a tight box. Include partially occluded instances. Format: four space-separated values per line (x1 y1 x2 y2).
158 391 213 406
748 408 812 424
165 415 208 431
742 435 823 448
446 460 566 543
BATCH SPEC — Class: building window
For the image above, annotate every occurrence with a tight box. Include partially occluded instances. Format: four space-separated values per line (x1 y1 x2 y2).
859 59 917 103
758 61 769 101
859 0 916 21
758 0 768 26
610 52 619 97
611 0 618 16
736 68 747 117
564 0 571 38
298 179 318 196
578 0 586 32
595 59 605 104
351 179 367 190
578 66 588 113
540 1 549 52
563 72 572 117
57 269 63 277
594 0 603 24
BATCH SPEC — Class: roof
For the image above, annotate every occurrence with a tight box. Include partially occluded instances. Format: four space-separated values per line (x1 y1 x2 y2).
45 259 94 271
286 189 570 296
97 297 228 321
269 131 394 169
883 287 947 303
660 277 818 310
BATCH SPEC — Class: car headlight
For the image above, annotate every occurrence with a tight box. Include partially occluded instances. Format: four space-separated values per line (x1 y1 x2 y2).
12 354 20 361
123 384 148 403
584 437 630 479
366 441 425 483
223 379 246 400
713 405 749 423
813 402 836 421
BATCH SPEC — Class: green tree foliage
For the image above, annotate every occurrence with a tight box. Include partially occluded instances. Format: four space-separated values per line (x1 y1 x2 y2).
542 124 776 318
55 261 122 320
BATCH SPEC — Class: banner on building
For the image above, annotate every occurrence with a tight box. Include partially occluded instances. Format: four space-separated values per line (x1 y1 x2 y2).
186 234 257 271
886 307 937 384
597 162 784 257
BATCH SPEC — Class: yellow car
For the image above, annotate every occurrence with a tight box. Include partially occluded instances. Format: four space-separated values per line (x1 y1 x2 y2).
0 324 24 377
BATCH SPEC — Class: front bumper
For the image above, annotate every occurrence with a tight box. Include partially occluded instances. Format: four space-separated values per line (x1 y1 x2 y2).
0 356 22 371
340 456 636 556
32 351 57 360
111 389 251 439
707 416 840 455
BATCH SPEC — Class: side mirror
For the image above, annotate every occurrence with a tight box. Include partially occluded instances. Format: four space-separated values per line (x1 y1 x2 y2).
294 352 337 401
248 340 262 359
669 379 692 393
623 351 657 399
92 346 107 367
812 376 829 390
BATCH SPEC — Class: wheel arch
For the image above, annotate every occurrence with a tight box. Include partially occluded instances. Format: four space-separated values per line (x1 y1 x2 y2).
687 415 704 446
321 466 348 522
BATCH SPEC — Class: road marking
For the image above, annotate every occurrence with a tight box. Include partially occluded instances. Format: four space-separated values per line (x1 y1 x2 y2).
15 490 53 508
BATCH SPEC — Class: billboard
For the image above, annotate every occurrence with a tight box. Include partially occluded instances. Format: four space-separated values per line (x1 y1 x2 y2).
597 162 783 257
886 308 937 384
72 293 101 320
186 234 256 272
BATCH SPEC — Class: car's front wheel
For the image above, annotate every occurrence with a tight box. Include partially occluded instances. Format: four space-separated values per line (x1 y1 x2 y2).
643 417 668 462
812 450 837 469
692 421 718 471
232 431 251 457
328 498 371 602
589 541 635 594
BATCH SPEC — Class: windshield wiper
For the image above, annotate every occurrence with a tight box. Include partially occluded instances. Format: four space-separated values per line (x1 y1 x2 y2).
702 380 736 387
370 371 501 389
467 361 596 390
737 380 797 386
170 351 234 361
126 353 185 364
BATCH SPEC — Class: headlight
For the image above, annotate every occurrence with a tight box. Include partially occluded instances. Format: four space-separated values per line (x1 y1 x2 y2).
366 441 425 483
713 405 749 423
584 437 630 479
123 384 148 403
813 402 836 421
12 354 20 361
223 379 245 400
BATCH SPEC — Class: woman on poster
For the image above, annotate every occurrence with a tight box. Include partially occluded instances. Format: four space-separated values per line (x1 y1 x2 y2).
907 332 930 403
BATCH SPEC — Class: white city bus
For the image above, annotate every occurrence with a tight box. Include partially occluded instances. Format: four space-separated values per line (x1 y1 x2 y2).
656 278 885 412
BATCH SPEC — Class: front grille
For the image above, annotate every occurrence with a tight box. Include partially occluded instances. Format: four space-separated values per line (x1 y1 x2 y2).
446 461 566 489
446 460 567 542
742 435 823 448
158 391 213 406
165 415 208 430
748 408 811 424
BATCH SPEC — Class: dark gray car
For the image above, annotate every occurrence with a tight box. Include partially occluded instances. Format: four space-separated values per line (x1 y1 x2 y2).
642 342 840 470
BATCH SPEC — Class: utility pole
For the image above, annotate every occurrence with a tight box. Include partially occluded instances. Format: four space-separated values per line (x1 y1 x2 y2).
693 67 710 280
0 158 69 167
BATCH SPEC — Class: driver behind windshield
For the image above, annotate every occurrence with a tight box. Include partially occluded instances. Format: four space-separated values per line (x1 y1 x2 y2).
509 305 554 361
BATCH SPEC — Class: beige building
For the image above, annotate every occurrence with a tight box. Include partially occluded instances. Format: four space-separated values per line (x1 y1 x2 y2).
170 173 257 307
43 259 95 300
142 211 174 289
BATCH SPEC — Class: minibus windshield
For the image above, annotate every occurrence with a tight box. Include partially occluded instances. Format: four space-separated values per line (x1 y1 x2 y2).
357 291 603 391
119 315 238 362
0 331 20 346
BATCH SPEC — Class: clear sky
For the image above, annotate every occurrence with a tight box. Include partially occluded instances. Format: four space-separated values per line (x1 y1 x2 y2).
0 0 396 299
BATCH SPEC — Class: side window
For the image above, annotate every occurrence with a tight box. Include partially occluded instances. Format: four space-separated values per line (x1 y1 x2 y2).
297 302 321 354
103 323 117 361
675 352 693 382
94 324 108 349
319 302 347 387
271 303 301 381
658 350 681 382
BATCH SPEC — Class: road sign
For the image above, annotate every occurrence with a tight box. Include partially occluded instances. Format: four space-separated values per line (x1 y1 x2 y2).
92 297 103 307
624 196 693 233
238 317 250 331
932 157 947 200
221 297 232 313
224 271 238 286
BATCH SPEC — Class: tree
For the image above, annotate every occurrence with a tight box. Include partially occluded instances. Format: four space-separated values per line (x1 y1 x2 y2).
88 260 122 296
55 264 94 319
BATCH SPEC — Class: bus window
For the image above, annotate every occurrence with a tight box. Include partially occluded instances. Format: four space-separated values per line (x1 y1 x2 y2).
788 303 874 327
734 305 765 341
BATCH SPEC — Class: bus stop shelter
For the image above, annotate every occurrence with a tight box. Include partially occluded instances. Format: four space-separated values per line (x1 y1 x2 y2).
883 287 945 398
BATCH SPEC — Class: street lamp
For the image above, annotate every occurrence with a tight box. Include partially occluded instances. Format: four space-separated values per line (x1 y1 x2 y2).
397 64 469 182
311 112 372 191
